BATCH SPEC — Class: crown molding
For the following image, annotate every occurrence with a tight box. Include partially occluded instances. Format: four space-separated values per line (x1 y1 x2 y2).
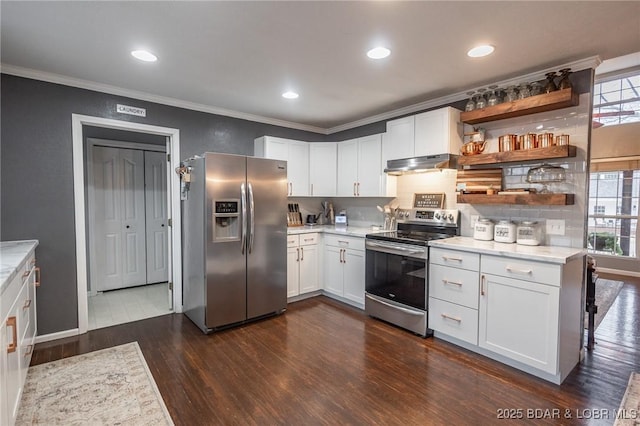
2 56 601 137
326 56 602 134
0 63 327 135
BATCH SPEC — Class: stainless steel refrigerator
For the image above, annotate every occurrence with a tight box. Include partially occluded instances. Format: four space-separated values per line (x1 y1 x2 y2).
181 152 288 333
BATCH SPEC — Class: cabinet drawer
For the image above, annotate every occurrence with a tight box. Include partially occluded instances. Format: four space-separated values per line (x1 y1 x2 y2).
430 248 479 271
299 233 319 246
429 297 478 345
481 255 561 286
429 264 479 309
287 235 299 248
324 234 364 251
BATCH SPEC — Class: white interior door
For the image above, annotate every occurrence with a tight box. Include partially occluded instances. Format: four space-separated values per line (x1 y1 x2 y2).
144 151 168 284
91 146 146 291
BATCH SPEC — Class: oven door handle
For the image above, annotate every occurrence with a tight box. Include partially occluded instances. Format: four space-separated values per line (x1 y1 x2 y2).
365 241 425 257
365 294 424 316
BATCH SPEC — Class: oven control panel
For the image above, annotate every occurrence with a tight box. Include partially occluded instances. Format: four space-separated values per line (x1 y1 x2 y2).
396 208 459 226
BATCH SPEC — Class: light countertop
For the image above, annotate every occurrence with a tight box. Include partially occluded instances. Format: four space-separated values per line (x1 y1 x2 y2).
1 240 39 293
429 236 585 264
288 225 383 238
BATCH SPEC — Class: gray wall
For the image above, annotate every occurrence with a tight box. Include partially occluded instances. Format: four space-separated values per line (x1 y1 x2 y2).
0 74 326 335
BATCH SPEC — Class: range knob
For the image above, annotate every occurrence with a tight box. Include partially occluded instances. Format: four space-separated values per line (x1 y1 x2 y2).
434 212 441 220
448 213 455 222
404 211 410 218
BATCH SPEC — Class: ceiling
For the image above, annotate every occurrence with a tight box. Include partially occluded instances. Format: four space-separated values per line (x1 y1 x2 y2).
1 1 639 134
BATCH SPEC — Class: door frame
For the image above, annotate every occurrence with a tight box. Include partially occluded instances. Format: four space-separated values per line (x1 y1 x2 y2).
72 114 182 335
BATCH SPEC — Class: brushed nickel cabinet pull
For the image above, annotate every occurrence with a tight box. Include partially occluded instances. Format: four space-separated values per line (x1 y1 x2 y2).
441 313 462 323
481 274 486 296
7 316 17 353
300 247 304 261
443 279 463 287
35 266 41 287
22 270 30 278
353 182 357 196
24 344 34 357
506 266 533 275
23 299 32 309
311 183 314 196
296 248 300 262
442 256 463 262
357 182 360 196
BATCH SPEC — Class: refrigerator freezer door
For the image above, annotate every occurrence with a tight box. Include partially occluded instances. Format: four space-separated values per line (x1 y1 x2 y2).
246 157 288 319
204 153 247 328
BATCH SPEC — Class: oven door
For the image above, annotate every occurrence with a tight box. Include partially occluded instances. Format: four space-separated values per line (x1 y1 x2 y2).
364 239 431 337
365 239 427 310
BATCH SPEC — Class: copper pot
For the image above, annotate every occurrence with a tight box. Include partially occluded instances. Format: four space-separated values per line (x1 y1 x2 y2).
538 133 554 148
555 134 570 146
498 134 518 152
460 141 488 156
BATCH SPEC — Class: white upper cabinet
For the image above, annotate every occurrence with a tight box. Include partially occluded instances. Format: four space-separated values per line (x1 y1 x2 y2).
382 115 415 164
414 107 463 157
254 136 309 196
337 134 386 197
309 142 337 196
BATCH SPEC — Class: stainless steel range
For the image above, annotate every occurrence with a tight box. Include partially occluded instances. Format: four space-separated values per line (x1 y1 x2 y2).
365 206 460 337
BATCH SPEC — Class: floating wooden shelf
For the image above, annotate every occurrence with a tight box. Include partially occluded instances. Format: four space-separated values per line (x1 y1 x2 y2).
456 193 575 206
458 145 577 166
460 88 579 125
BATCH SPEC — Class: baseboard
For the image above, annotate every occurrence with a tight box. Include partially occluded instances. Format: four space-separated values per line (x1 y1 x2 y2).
35 328 80 344
596 267 640 278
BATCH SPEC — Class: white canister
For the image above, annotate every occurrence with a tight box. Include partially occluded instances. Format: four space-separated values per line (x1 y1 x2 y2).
494 220 516 243
516 221 542 246
474 219 494 241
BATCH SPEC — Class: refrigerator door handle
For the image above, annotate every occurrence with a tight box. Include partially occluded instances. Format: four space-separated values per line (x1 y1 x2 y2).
248 182 255 253
241 182 247 254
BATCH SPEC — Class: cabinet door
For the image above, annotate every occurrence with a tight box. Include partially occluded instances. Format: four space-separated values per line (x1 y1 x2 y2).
1 312 8 426
323 246 344 296
337 139 359 196
382 116 414 164
309 143 337 196
299 245 319 294
479 274 560 374
4 295 22 425
287 141 310 196
343 249 365 306
357 135 383 196
414 107 462 157
287 246 300 298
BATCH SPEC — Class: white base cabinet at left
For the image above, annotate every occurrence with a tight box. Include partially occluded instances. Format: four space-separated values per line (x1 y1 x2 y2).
323 235 365 308
287 233 320 298
1 247 39 426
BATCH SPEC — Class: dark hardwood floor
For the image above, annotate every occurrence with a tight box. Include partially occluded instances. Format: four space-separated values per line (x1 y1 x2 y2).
32 276 640 425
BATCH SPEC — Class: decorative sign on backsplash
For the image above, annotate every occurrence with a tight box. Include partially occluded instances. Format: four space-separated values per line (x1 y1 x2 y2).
413 193 445 209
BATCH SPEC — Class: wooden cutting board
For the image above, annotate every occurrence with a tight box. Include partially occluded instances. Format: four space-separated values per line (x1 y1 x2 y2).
456 168 503 193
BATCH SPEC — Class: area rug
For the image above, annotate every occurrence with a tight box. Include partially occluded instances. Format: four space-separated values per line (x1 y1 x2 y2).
17 342 173 425
614 372 640 425
584 279 624 330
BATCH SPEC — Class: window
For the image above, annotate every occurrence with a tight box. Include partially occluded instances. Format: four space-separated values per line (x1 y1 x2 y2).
588 169 639 258
593 71 640 127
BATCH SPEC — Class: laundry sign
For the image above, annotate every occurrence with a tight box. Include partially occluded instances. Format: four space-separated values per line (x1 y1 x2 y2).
116 104 146 117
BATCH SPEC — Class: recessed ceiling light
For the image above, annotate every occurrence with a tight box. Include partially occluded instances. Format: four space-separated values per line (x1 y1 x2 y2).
131 50 157 62
467 45 495 58
367 46 391 59
282 91 299 99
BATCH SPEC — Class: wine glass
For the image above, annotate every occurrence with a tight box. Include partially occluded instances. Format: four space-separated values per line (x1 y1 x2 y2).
487 85 502 106
505 85 518 102
465 91 476 112
476 88 487 109
544 72 558 93
558 68 573 90
517 83 531 99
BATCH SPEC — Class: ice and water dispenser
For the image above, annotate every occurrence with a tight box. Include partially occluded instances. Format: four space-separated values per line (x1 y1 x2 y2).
213 199 240 242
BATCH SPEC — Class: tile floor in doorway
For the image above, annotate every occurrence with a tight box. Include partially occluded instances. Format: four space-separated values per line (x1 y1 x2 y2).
88 282 172 330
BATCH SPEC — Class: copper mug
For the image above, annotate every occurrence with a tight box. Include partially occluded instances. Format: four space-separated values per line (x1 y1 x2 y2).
555 134 570 146
519 133 537 150
538 132 554 148
498 134 518 152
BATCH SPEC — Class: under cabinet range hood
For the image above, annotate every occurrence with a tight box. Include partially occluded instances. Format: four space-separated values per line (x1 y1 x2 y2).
384 153 458 175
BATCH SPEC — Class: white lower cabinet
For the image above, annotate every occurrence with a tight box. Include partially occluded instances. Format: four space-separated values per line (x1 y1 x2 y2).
1 248 38 426
479 272 559 374
429 246 584 384
323 235 365 308
287 234 319 298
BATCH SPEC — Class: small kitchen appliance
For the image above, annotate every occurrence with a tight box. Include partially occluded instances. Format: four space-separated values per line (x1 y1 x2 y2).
365 195 460 337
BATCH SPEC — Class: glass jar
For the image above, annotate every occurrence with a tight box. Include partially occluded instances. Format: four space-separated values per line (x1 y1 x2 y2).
494 220 517 243
465 91 476 112
505 86 518 102
516 221 542 246
474 218 494 241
